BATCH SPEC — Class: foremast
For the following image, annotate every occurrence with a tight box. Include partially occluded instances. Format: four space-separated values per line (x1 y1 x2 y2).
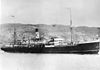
13 24 17 47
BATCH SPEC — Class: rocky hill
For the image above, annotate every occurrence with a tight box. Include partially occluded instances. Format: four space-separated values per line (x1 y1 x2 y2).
0 23 99 44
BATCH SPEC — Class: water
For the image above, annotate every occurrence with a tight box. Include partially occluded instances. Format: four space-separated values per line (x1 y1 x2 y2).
0 52 100 70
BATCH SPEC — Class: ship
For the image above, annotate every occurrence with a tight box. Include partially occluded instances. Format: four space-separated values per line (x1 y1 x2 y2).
1 26 100 54
1 9 100 54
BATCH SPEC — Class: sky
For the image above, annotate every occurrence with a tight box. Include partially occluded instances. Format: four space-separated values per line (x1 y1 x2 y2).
1 0 100 27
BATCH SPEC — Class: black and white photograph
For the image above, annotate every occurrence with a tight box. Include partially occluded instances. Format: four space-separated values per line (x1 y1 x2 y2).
0 0 100 70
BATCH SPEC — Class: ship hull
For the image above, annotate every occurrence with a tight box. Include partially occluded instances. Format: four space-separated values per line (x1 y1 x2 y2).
1 42 100 54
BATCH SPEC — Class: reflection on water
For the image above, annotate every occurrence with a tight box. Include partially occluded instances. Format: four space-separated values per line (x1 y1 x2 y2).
0 52 100 70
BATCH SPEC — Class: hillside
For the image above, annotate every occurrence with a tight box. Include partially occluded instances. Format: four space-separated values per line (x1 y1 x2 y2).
0 23 99 44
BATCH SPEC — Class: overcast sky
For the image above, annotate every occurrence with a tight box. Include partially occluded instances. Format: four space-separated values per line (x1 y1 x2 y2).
1 0 100 27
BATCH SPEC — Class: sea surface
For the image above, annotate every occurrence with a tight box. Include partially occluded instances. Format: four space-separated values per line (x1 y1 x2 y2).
0 50 100 70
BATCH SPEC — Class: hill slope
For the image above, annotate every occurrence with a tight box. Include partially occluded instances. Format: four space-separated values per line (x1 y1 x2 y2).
0 23 99 44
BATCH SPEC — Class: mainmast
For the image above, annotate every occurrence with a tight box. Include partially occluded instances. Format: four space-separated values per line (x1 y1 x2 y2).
67 8 73 44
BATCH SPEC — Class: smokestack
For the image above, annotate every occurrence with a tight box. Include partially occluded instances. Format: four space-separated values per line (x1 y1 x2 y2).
35 28 38 32
35 28 40 39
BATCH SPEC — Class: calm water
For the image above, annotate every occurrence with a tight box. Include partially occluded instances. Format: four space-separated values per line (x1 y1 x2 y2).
0 51 100 70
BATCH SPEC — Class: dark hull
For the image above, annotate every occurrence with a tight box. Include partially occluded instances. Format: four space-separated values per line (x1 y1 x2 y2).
1 42 100 54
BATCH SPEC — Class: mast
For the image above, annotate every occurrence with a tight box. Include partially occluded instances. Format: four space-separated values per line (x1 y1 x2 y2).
13 25 16 46
67 8 73 44
70 9 73 44
11 15 17 47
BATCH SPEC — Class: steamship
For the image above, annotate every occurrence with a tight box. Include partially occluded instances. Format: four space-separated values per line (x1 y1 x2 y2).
1 27 99 54
1 9 100 54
